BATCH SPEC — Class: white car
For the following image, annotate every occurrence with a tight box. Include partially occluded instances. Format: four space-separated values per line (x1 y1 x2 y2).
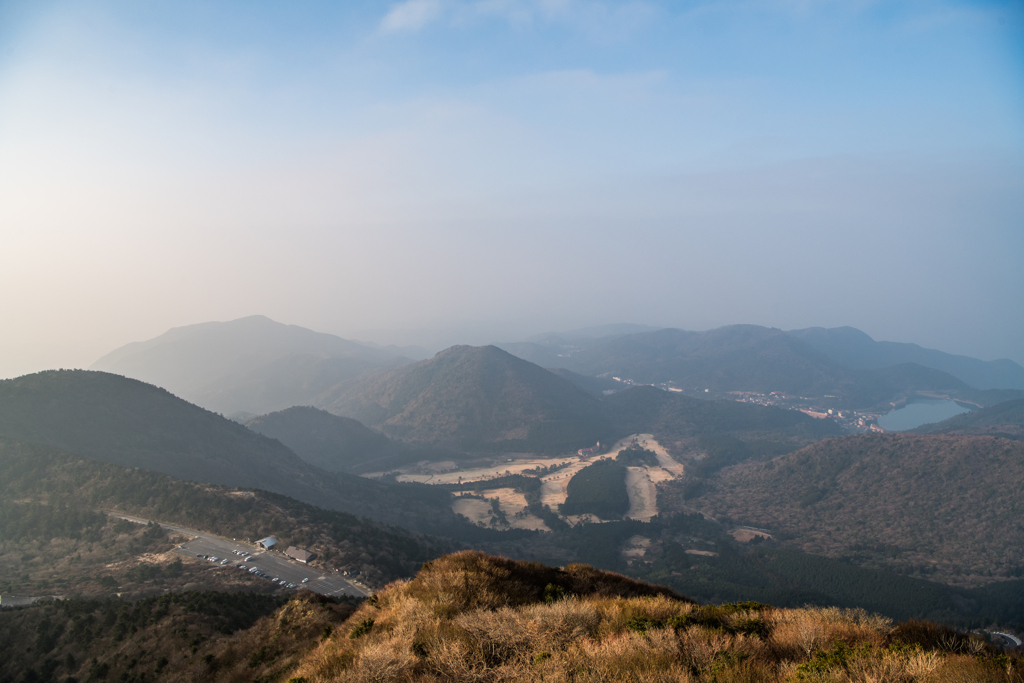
301 578 309 583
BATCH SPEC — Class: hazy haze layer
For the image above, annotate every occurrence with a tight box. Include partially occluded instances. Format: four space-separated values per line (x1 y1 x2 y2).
1 0 1022 378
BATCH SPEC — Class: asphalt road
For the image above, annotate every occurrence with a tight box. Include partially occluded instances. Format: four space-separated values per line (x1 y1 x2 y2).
108 512 372 598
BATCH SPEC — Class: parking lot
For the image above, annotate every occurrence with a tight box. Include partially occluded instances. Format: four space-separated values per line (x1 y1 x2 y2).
109 512 371 598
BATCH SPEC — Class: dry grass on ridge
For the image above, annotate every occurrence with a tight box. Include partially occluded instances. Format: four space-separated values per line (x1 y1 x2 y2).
290 551 1021 683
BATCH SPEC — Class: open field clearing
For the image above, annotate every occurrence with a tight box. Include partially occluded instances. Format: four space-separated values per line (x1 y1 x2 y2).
731 527 774 543
451 489 551 531
624 467 658 521
371 434 685 530
450 496 493 525
622 534 651 560
630 433 687 475
538 454 615 507
372 455 576 484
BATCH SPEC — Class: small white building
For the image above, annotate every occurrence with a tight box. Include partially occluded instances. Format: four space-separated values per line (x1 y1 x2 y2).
256 536 278 550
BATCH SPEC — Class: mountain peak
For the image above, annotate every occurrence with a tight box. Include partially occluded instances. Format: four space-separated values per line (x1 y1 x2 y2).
320 344 606 452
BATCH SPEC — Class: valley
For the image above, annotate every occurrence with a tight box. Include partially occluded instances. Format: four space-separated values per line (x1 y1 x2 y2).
7 3 1023 677
4 318 1024 683
369 434 686 529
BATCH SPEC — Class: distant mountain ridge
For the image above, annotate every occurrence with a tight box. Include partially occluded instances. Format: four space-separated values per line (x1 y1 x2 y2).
788 326 1024 391
91 315 411 415
501 325 974 408
91 317 1021 419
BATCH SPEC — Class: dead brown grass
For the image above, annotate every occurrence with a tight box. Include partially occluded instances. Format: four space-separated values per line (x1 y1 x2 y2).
288 552 1021 683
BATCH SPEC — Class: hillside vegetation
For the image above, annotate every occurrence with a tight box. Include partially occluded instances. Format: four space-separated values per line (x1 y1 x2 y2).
604 386 840 467
319 345 611 453
502 325 978 408
246 407 465 474
913 398 1024 439
0 370 471 535
0 590 358 683
288 551 1020 683
693 434 1024 586
0 439 452 591
561 460 631 519
5 555 1015 683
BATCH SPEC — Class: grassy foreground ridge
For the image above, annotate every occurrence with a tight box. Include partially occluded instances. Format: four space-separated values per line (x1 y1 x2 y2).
1 551 1020 682
289 551 1020 683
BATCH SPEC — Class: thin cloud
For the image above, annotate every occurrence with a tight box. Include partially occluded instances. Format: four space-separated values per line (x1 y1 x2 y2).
380 0 443 33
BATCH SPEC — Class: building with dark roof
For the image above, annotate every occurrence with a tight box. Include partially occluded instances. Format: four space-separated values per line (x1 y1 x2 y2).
285 546 315 563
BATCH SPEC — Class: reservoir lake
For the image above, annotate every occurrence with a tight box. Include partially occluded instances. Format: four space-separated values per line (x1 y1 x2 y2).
877 398 971 432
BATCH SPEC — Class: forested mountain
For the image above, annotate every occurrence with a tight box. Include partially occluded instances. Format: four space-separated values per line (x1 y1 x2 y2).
317 345 611 452
0 370 315 490
912 398 1024 439
0 370 465 534
501 325 974 408
90 315 411 415
505 325 842 392
0 591 353 683
0 439 450 592
789 326 1024 390
691 433 1024 586
245 406 462 473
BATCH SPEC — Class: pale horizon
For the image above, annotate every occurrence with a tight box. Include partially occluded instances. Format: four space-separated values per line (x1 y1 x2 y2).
2 0 1022 378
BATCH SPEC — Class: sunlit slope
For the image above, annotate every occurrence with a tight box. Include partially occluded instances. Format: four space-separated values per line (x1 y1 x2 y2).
694 433 1024 586
288 551 1018 683
319 345 611 453
91 315 410 415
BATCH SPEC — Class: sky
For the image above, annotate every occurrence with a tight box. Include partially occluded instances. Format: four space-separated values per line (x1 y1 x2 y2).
1 0 1022 377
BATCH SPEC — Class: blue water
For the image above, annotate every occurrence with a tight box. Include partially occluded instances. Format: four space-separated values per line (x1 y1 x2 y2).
877 398 971 432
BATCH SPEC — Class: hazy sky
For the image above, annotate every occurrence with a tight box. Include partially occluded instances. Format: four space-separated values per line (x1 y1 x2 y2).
1 0 1022 377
